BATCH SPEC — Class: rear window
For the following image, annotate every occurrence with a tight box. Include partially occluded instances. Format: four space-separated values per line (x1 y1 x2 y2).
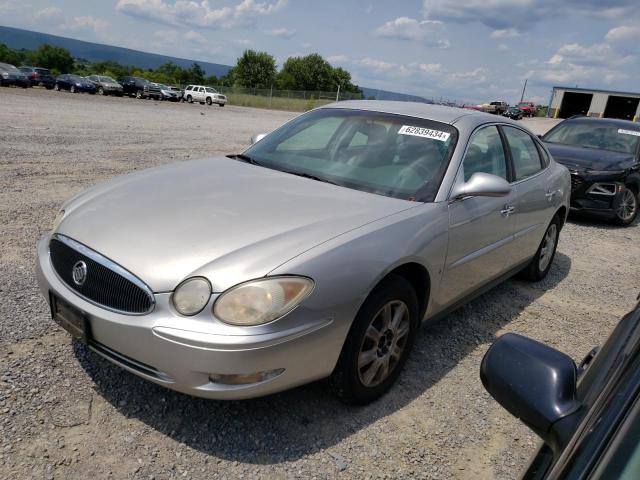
35 68 50 74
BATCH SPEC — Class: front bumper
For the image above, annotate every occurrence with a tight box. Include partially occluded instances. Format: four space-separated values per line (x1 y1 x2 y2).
36 235 338 399
569 174 628 218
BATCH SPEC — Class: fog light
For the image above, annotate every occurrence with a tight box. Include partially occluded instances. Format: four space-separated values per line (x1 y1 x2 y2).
208 368 284 385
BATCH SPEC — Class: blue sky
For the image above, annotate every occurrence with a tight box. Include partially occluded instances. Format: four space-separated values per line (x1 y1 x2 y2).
1 0 639 104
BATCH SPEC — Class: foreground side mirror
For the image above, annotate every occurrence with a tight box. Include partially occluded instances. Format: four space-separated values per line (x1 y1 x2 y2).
250 133 268 145
481 333 581 453
450 172 512 200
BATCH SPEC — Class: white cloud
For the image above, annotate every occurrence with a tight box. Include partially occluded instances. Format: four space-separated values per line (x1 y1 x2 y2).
490 28 520 39
34 7 64 23
327 55 349 64
424 0 639 31
116 0 288 29
605 25 640 43
233 38 253 46
184 30 208 44
418 63 442 74
63 16 110 33
497 43 509 51
266 27 296 38
375 17 449 48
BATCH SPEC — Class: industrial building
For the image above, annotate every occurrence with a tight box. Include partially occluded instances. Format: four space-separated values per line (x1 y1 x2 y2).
548 86 640 121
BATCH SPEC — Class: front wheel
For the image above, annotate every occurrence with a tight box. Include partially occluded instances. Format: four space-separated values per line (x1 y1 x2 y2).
219 103 225 107
98 87 104 95
206 97 212 105
187 95 193 103
614 187 638 226
70 85 75 93
135 89 143 99
520 215 560 281
329 275 419 404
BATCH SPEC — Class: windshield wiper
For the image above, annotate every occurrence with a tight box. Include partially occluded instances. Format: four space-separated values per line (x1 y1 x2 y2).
281 170 340 186
227 153 262 166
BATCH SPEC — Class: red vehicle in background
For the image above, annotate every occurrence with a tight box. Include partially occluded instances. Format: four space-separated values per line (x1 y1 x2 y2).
517 101 537 117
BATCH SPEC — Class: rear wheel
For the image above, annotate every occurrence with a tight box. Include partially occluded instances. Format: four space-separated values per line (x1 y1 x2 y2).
329 275 419 404
54 83 60 91
135 89 143 99
219 103 225 107
98 87 104 95
614 186 638 226
70 85 75 93
520 215 560 281
187 95 193 103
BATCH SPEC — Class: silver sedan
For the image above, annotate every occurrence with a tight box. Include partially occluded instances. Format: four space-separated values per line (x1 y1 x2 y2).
36 101 570 404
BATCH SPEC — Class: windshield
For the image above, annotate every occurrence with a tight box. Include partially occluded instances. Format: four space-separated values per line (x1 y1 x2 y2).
242 108 458 201
543 121 640 155
99 76 116 82
205 87 217 93
68 75 82 81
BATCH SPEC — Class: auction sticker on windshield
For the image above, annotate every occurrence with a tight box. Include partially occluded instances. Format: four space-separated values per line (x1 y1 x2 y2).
618 129 640 137
398 125 450 142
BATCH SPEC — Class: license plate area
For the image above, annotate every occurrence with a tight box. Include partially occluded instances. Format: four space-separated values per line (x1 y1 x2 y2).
50 292 90 343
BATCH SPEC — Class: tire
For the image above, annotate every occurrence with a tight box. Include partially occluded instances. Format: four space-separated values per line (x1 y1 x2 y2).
614 186 639 226
98 87 104 95
219 103 225 107
54 83 59 91
187 95 193 103
70 85 75 93
520 215 561 281
206 97 212 105
135 89 143 99
329 275 419 404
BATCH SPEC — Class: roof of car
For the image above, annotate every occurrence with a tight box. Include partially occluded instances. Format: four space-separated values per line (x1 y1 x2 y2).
320 100 500 126
563 116 640 129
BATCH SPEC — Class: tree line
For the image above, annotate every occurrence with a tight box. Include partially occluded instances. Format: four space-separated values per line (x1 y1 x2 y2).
0 43 359 93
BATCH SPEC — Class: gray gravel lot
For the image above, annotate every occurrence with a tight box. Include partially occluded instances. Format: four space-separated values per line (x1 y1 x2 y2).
1 87 638 480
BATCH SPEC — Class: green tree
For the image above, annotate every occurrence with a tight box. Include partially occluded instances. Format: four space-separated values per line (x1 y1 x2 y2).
24 44 74 72
0 43 26 66
233 50 277 88
277 54 334 91
187 62 206 84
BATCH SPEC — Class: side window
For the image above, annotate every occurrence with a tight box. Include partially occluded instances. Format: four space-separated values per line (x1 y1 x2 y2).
503 126 544 181
463 126 508 182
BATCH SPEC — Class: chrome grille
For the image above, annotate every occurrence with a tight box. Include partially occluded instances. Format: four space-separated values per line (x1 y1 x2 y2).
570 174 584 192
49 235 154 315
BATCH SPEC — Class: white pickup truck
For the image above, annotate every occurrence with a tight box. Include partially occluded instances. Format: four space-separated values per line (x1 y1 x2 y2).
183 85 227 107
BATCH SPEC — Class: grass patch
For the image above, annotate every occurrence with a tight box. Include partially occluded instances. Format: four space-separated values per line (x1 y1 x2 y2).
225 93 335 112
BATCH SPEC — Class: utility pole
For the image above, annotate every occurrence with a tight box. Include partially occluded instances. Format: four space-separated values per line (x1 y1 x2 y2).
520 78 528 103
336 84 341 102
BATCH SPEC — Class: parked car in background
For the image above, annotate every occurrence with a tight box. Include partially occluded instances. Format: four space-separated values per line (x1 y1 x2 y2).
118 76 162 99
542 117 640 225
183 85 227 106
86 75 123 96
481 295 640 479
54 74 97 94
19 66 55 89
37 102 569 404
167 86 183 101
0 62 30 87
157 84 181 101
518 101 537 117
503 106 524 120
489 101 508 115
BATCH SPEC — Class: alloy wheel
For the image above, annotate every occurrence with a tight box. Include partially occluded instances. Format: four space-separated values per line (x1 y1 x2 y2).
617 189 638 223
357 300 410 388
538 224 558 272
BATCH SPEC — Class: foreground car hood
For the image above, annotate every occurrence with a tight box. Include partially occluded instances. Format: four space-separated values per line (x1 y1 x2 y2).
545 143 635 172
57 157 416 292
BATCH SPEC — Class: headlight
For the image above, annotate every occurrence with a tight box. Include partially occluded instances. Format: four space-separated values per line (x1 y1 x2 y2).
52 209 65 231
172 277 212 316
214 277 314 326
75 82 82 86
1 73 8 78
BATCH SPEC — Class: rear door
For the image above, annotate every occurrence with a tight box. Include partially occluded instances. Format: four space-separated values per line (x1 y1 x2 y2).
440 125 517 306
501 125 556 265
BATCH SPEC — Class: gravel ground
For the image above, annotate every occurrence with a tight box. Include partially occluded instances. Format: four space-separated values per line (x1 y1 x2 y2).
1 88 638 480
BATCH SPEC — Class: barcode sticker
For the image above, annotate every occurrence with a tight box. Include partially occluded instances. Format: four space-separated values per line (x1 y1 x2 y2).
618 129 640 137
398 125 450 142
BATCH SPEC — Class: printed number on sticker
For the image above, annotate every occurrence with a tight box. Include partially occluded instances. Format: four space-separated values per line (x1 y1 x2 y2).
398 125 450 142
618 129 640 137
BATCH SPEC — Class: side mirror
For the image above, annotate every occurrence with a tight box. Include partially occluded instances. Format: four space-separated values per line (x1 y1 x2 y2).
450 172 512 200
250 133 268 145
481 333 580 453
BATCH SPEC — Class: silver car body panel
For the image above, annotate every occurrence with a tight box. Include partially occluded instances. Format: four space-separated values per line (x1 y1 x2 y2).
37 101 571 399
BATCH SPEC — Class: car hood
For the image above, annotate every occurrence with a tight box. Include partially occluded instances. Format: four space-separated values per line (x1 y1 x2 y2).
545 143 635 172
56 157 416 292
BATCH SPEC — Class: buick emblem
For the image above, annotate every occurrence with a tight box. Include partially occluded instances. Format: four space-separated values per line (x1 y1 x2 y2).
72 261 88 286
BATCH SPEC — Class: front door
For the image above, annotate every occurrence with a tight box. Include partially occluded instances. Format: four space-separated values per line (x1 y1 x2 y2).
440 125 517 306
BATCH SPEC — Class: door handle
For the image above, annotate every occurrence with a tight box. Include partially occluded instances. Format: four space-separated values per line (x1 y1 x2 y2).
545 189 556 201
500 205 515 217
